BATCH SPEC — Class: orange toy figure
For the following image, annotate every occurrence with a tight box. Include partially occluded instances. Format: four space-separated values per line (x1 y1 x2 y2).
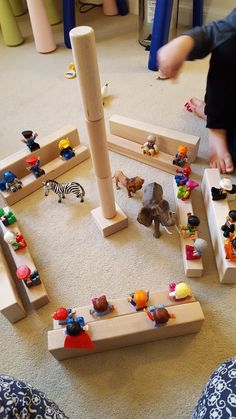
173 145 188 167
128 290 149 311
224 238 236 260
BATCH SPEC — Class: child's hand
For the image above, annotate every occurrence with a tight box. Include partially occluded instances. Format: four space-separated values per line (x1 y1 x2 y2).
157 36 194 79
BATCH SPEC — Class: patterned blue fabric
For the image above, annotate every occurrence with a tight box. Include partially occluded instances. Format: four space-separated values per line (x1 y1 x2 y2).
0 375 69 418
192 357 236 418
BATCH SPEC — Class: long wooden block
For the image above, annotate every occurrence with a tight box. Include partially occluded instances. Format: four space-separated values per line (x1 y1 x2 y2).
107 134 177 175
109 115 200 163
53 289 196 329
0 213 49 309
201 168 236 283
0 247 26 323
48 302 204 360
173 181 203 277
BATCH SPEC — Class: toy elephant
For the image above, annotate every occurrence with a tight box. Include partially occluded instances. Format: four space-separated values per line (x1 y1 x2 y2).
137 182 175 238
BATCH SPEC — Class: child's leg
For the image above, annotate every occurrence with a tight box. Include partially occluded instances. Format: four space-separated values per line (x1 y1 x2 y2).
208 128 233 173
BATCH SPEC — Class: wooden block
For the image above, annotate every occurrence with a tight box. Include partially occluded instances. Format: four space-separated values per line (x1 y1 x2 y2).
91 203 128 237
173 180 204 277
53 289 196 329
48 302 204 360
201 168 236 283
0 126 90 205
0 213 49 309
107 134 177 175
109 115 200 163
0 247 26 323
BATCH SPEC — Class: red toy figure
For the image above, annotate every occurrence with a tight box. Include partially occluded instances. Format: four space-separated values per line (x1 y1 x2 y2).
185 238 207 260
90 295 114 317
16 265 41 287
26 156 45 178
3 230 27 251
175 166 192 186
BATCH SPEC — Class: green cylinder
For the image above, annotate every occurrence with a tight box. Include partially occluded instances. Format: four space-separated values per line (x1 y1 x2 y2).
0 0 24 46
44 0 62 25
9 0 25 16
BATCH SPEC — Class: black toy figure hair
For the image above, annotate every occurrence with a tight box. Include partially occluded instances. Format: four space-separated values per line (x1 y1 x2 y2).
187 214 200 227
66 322 82 336
229 210 236 222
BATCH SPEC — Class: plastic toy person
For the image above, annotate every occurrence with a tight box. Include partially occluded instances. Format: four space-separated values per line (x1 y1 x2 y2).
128 290 149 311
16 265 41 288
58 138 75 160
211 178 236 201
175 166 192 186
177 179 199 200
141 134 158 156
224 237 236 260
0 208 16 226
221 210 236 238
65 63 76 79
144 304 175 327
89 295 114 317
21 130 40 152
180 213 200 238
26 156 45 178
169 282 192 301
3 230 27 251
0 171 23 193
173 145 188 167
185 238 208 260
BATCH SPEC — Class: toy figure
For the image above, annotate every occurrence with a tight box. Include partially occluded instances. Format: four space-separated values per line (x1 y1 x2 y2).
16 265 41 287
141 134 158 156
180 213 200 238
177 179 199 200
185 238 208 260
43 179 85 203
173 145 188 167
0 208 16 226
26 156 45 178
89 295 114 317
113 170 144 198
221 210 236 238
224 237 236 260
144 304 175 327
175 166 192 186
21 130 40 152
3 230 27 251
128 289 149 310
0 171 23 193
169 282 192 301
211 178 236 201
65 63 76 79
58 138 75 160
51 307 95 350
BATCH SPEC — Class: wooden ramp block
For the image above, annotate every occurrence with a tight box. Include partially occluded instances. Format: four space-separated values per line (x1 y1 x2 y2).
0 213 49 309
107 134 177 175
0 126 90 205
53 289 196 329
109 114 200 163
0 247 26 323
173 180 203 277
48 302 204 360
201 168 236 283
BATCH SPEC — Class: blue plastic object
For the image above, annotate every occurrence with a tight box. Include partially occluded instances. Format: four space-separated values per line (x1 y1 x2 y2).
63 0 76 49
116 0 129 16
148 0 173 71
193 0 203 26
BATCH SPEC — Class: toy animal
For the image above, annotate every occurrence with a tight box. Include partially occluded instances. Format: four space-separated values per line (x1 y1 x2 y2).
43 180 85 203
113 170 144 198
137 182 175 238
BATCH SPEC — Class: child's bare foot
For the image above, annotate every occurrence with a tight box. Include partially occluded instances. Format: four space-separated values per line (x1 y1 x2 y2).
208 128 234 174
184 98 207 120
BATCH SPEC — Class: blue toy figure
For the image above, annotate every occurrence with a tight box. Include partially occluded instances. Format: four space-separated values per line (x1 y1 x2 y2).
21 130 40 152
58 138 75 160
0 171 23 192
26 156 45 178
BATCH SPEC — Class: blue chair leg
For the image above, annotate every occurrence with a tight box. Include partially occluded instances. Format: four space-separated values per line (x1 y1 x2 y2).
192 0 203 27
148 0 174 71
63 0 76 48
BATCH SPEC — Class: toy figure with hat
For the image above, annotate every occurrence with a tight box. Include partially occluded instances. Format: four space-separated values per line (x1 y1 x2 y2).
128 289 150 311
58 138 75 160
0 171 23 193
21 130 40 152
26 156 45 178
16 265 41 288
141 134 158 156
4 230 27 251
173 145 188 167
211 178 236 201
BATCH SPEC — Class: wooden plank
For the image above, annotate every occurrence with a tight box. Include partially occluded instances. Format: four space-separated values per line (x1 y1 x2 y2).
1 145 89 206
0 247 26 323
107 134 177 175
109 114 200 162
53 289 196 329
48 302 204 360
173 180 203 277
0 212 49 309
201 168 236 283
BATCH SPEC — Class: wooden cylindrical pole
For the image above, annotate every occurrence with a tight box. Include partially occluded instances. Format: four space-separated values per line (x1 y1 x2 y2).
70 26 116 220
26 0 56 53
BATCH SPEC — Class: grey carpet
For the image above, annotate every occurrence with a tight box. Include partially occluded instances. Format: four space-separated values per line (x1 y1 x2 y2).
0 6 236 419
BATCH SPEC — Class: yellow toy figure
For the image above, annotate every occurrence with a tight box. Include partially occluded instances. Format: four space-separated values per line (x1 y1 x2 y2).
141 135 158 156
65 63 76 79
58 138 75 160
169 282 192 301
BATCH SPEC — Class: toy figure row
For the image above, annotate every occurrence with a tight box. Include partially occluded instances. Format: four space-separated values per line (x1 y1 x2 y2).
51 282 192 351
0 132 75 193
0 208 41 288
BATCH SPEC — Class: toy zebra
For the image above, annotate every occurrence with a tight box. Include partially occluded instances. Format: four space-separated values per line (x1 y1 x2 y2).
43 180 85 203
